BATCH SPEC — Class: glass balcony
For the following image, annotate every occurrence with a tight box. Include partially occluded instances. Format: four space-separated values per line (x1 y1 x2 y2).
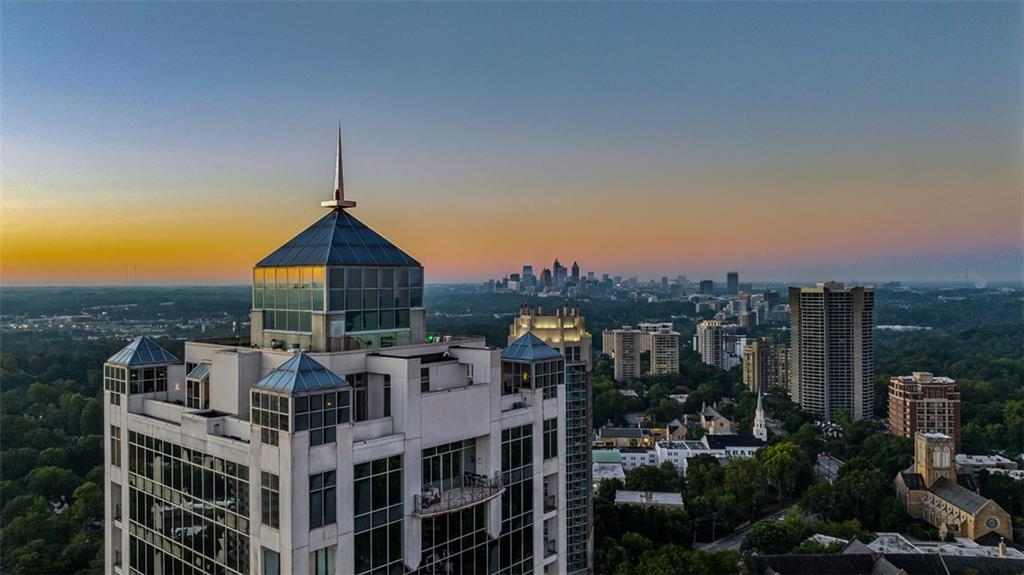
414 473 504 517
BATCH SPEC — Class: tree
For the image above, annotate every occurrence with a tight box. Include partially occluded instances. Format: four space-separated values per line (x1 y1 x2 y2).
741 512 811 554
36 447 69 469
625 464 677 493
25 466 81 501
78 399 103 436
723 457 768 521
759 442 810 503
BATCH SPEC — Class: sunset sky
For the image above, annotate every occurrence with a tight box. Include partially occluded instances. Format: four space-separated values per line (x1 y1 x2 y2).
3 3 1022 285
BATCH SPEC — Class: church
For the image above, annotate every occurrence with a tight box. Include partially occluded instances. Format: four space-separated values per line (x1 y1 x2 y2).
894 432 1011 542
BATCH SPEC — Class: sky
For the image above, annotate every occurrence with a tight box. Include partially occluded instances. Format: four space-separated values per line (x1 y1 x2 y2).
3 2 1022 285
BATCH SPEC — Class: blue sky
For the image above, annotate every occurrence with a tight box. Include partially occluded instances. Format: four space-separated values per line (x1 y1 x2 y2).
3 2 1022 283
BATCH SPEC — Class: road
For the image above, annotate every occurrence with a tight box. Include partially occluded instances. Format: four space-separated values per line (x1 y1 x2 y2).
696 505 795 552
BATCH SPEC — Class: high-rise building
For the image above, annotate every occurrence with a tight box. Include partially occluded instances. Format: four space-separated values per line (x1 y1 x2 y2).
522 265 536 291
570 261 580 283
509 305 593 573
602 327 643 381
699 280 714 295
889 372 961 449
742 338 789 393
540 267 553 291
726 272 739 296
695 320 725 370
553 259 567 288
789 282 875 421
104 130 581 575
637 323 680 376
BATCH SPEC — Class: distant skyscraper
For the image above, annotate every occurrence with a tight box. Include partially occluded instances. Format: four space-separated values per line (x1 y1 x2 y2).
889 372 961 449
789 282 875 421
553 259 567 288
602 327 643 381
695 320 725 370
726 272 739 296
699 280 714 295
540 267 553 291
571 261 580 283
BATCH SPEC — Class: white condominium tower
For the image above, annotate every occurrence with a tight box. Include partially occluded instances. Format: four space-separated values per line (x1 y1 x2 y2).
788 282 875 422
694 320 725 370
103 129 588 575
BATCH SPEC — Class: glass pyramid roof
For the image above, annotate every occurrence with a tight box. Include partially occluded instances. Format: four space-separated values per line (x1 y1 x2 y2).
106 335 180 366
501 332 562 362
256 209 420 268
253 352 349 395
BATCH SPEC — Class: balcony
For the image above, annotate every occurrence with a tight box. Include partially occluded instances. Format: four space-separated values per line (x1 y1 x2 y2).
414 473 504 517
544 495 557 513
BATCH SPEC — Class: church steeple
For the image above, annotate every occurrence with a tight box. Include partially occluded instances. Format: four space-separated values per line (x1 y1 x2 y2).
322 122 357 209
753 387 768 441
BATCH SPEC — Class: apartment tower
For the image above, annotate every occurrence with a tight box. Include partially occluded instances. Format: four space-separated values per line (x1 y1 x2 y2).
788 282 875 421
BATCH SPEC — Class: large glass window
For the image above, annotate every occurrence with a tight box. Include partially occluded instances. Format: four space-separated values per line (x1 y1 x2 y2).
422 439 475 493
310 471 337 529
543 419 557 460
127 431 249 575
261 472 280 529
294 390 351 445
254 266 324 333
324 266 422 333
420 503 489 575
110 425 122 468
312 547 336 575
499 425 534 574
353 456 403 575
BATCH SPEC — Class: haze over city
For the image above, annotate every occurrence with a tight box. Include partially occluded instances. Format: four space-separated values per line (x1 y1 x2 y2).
3 2 1022 285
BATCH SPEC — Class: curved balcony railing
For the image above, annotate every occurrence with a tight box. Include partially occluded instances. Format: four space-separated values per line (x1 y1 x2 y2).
414 473 504 517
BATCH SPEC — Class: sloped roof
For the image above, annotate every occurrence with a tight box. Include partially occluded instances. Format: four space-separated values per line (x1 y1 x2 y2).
253 352 348 395
703 434 765 449
107 336 179 366
256 209 420 268
929 477 990 514
501 331 562 362
186 362 210 381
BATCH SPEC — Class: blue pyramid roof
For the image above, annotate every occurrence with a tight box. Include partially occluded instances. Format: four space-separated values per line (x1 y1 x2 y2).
107 336 179 366
253 352 348 395
502 332 562 362
256 209 420 268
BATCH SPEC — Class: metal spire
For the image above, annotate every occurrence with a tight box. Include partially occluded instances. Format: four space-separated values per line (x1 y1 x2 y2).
334 121 344 201
322 121 356 209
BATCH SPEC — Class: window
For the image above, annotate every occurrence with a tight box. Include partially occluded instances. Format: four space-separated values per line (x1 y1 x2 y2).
354 456 403 574
420 367 430 393
310 471 337 529
295 390 350 445
312 547 336 575
422 439 475 492
109 391 121 406
251 391 290 432
262 472 280 529
110 425 122 467
500 424 534 573
255 266 323 333
351 373 369 422
543 419 557 460
263 548 280 575
383 375 391 418
127 366 167 394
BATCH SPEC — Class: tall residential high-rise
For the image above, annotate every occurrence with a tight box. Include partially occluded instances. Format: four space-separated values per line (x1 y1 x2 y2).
789 282 875 421
509 305 593 573
570 261 580 283
699 280 714 295
695 320 725 370
889 372 961 449
553 259 567 288
104 130 582 575
742 338 789 393
602 326 643 381
637 323 680 375
726 272 739 296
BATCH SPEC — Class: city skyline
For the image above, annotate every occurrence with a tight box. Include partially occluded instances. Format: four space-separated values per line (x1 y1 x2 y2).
3 2 1022 285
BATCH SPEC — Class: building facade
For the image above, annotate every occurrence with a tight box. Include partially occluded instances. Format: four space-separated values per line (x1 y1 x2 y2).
742 338 789 393
694 320 725 370
603 323 679 380
602 327 643 381
104 132 580 575
894 433 1011 542
726 272 739 296
888 372 961 449
788 283 875 421
508 305 593 574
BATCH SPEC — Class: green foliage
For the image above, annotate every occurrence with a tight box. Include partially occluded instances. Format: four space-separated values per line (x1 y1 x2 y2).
741 512 812 554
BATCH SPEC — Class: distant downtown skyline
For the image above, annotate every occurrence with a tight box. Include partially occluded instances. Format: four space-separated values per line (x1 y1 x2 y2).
2 3 1021 285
